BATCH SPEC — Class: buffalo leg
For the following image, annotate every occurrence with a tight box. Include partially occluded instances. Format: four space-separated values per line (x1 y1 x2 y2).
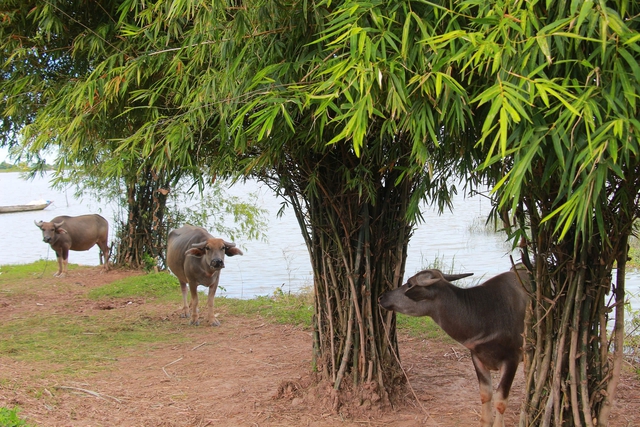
179 281 190 318
54 250 64 277
189 283 200 325
471 353 494 427
492 359 519 427
54 248 70 277
205 284 220 326
61 248 70 276
98 241 110 271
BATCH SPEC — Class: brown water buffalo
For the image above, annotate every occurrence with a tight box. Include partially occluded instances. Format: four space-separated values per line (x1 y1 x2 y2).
35 214 110 277
379 267 530 427
166 225 243 326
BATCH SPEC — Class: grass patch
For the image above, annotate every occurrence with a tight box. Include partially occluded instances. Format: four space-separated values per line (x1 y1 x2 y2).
0 406 32 427
0 313 183 374
396 314 455 342
0 261 77 284
218 292 315 328
0 262 458 381
87 271 179 302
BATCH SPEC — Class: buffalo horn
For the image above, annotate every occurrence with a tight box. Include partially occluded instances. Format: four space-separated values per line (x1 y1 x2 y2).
442 272 474 282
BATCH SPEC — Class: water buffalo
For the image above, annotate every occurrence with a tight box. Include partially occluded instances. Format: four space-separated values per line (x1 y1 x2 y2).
379 267 530 427
35 214 110 277
166 225 243 326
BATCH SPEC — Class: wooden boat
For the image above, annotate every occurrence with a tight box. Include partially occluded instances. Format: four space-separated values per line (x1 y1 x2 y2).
0 200 53 214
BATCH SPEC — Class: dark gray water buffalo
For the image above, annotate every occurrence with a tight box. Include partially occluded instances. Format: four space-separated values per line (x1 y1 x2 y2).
35 214 110 277
166 225 243 326
379 267 530 427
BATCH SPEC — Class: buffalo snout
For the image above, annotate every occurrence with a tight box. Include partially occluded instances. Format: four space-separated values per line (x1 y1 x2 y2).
378 293 395 311
210 259 225 269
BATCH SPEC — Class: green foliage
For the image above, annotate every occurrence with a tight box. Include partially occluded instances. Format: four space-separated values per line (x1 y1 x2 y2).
87 271 179 301
141 253 157 272
164 180 268 244
0 407 31 427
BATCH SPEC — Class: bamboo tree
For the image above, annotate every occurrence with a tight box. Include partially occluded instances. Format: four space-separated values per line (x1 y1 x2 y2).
418 1 640 424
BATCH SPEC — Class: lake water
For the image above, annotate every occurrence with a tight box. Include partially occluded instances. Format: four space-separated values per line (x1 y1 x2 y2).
1 171 638 310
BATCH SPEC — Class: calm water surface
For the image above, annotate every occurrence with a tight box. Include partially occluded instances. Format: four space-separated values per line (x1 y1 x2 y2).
1 172 638 310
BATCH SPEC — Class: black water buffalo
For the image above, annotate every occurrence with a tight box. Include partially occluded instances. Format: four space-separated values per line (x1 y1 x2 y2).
166 225 243 326
35 214 110 277
379 267 530 427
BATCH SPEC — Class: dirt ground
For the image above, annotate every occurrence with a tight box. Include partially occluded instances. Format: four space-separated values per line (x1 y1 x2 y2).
1 267 639 427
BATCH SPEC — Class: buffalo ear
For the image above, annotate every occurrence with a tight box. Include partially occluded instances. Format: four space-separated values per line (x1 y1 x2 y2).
405 283 438 301
225 247 243 257
185 248 205 257
56 227 68 235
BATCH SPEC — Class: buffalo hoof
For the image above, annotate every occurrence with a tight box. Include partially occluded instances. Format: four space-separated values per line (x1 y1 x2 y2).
209 319 221 327
189 319 200 326
180 312 190 319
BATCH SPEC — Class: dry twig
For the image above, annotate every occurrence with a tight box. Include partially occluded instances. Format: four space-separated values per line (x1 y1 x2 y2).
162 356 184 378
54 385 121 403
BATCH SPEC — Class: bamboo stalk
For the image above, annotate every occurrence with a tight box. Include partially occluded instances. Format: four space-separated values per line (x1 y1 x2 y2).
529 267 553 420
569 262 584 427
542 274 577 427
322 260 336 382
335 300 354 390
579 294 594 427
597 242 627 425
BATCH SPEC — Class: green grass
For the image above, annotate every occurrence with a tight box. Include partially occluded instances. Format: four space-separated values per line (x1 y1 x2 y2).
396 313 455 342
0 406 32 427
218 293 315 328
0 260 78 284
0 265 186 376
87 271 179 302
0 313 183 373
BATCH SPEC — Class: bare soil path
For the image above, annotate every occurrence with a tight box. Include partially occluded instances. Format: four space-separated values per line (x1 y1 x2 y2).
1 267 638 426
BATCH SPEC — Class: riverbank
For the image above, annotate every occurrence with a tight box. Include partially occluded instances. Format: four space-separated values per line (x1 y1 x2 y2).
1 264 639 426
